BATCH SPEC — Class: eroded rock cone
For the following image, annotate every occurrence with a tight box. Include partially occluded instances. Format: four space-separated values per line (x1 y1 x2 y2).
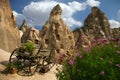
83 6 112 39
75 7 113 46
0 0 20 52
40 4 75 57
21 27 41 44
111 27 120 39
20 20 28 33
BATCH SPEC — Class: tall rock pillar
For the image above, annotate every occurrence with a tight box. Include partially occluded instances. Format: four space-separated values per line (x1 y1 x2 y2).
40 4 75 56
0 0 20 52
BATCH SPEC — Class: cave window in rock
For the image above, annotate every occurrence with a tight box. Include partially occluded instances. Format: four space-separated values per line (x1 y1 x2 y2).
35 40 39 44
68 36 72 40
55 23 60 29
45 39 49 44
60 44 64 49
55 29 58 34
56 34 60 40
56 49 60 53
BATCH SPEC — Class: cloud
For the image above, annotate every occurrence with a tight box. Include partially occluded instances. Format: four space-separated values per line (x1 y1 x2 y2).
86 0 101 7
109 20 120 28
12 11 26 26
13 0 87 29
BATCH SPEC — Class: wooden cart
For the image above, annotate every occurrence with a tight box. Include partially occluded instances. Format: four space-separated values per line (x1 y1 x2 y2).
9 44 55 76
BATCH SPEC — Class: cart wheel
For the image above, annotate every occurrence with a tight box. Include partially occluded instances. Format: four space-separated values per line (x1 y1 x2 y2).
9 48 19 64
40 56 55 73
17 57 40 76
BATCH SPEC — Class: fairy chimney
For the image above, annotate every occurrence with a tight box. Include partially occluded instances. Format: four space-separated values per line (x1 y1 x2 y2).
83 7 112 39
20 20 28 33
0 0 20 52
40 4 75 56
21 27 41 44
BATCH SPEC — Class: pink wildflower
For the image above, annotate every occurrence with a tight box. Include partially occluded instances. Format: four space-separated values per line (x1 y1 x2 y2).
68 57 74 65
75 42 79 49
99 70 105 76
97 38 109 44
79 54 83 59
116 51 120 54
84 46 91 53
74 51 81 57
57 53 67 64
116 64 120 68
91 42 97 47
118 41 120 46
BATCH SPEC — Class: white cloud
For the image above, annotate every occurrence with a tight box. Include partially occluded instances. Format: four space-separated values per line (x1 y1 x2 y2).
63 17 82 28
86 0 101 7
109 20 120 28
13 0 87 29
12 11 26 26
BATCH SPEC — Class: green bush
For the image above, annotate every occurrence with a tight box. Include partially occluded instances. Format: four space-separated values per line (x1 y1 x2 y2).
56 42 120 80
20 42 34 53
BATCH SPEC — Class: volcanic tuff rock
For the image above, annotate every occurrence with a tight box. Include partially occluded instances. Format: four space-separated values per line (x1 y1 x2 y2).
83 7 112 39
21 27 41 44
111 27 120 39
40 4 75 56
20 20 28 33
74 7 113 46
0 0 20 52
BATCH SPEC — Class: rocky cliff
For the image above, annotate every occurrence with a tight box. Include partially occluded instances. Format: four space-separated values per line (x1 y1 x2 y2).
40 4 75 56
111 27 120 39
21 27 40 43
74 7 113 46
20 20 28 33
0 0 20 52
83 7 112 39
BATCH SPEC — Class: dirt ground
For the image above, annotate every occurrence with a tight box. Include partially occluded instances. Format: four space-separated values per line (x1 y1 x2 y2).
0 49 57 80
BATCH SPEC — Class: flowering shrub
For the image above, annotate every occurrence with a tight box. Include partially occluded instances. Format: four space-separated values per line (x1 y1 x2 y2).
56 38 120 80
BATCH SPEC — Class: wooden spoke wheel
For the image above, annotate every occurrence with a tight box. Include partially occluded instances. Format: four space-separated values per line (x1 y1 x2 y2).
39 56 55 73
9 48 19 64
17 56 40 76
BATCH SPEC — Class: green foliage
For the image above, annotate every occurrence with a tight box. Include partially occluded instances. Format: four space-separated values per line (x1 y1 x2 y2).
5 61 23 73
20 42 34 53
56 43 120 80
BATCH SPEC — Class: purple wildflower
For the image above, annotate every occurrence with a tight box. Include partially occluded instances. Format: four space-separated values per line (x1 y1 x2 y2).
99 70 105 76
79 54 83 59
116 64 120 68
68 57 74 65
57 53 67 64
84 46 91 53
116 51 120 54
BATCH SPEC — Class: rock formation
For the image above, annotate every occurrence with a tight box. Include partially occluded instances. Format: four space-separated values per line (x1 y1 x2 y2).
21 27 41 44
111 27 120 39
40 4 75 56
19 20 28 33
0 0 20 52
83 7 112 39
74 7 113 46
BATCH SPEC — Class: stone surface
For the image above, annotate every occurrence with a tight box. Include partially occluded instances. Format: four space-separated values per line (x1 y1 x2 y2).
74 7 113 46
111 27 120 39
21 27 41 44
0 0 20 52
83 7 112 39
40 4 75 56
19 20 28 33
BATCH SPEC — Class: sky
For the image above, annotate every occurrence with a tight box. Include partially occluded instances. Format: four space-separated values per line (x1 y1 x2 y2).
10 0 120 30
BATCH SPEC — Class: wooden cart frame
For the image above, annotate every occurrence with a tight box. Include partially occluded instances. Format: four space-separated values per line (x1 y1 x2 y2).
9 44 55 76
